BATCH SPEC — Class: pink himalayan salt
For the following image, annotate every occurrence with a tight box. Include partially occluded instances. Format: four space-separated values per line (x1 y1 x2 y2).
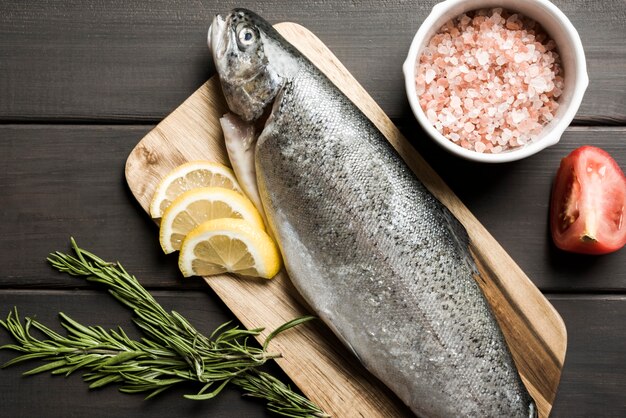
416 8 564 154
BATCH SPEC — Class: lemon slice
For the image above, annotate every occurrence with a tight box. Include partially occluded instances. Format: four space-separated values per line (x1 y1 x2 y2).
159 187 265 254
150 161 242 218
179 218 281 279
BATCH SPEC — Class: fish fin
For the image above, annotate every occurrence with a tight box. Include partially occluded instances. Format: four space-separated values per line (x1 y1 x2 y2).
320 312 365 365
441 207 479 275
344 341 364 365
221 113 267 220
266 79 291 121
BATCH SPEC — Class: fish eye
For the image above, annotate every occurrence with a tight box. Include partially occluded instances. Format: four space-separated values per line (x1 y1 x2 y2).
237 25 256 46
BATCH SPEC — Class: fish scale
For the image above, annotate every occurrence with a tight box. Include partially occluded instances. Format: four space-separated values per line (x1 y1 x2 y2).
209 8 536 417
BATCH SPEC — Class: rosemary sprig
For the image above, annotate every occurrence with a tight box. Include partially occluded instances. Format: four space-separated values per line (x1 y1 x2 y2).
0 238 329 418
235 371 329 418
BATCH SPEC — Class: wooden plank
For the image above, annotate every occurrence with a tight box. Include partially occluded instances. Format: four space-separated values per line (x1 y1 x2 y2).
1 125 624 291
0 0 624 123
125 23 567 417
548 295 626 417
0 291 624 417
0 290 273 417
407 125 626 293
0 125 201 290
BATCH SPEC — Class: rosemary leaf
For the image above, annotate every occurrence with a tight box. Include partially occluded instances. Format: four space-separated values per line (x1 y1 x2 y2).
0 239 328 418
184 379 231 400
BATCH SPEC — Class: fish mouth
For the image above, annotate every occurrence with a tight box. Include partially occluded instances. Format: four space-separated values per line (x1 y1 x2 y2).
207 14 227 60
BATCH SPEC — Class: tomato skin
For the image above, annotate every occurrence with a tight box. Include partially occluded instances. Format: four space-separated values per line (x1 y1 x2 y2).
550 146 626 255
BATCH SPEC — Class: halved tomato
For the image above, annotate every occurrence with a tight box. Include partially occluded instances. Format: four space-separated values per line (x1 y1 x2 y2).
550 145 626 255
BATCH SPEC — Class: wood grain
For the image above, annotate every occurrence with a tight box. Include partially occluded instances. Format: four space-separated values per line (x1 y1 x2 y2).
1 125 623 291
418 125 626 293
548 295 626 417
1 2 625 418
0 125 200 290
0 290 275 418
125 23 567 417
1 291 623 417
0 0 625 123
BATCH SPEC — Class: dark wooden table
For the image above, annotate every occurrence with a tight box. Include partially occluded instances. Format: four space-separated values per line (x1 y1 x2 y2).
1 1 624 417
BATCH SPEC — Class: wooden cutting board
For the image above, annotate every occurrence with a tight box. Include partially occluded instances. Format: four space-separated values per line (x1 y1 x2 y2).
125 22 567 418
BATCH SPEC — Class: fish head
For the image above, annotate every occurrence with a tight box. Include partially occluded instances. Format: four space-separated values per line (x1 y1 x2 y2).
208 9 284 122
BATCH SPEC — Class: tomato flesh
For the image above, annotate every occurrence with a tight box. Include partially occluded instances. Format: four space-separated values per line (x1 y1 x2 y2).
550 146 626 255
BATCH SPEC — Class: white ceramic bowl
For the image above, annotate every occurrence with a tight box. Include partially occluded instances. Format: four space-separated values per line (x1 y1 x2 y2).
402 0 589 163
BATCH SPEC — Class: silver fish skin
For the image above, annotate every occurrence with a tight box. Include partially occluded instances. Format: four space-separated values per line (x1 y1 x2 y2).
209 9 537 418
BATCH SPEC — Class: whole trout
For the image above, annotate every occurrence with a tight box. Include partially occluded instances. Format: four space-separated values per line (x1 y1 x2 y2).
208 9 536 417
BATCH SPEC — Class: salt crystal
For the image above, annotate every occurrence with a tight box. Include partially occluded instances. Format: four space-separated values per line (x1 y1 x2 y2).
425 69 437 84
450 95 462 108
426 108 438 123
530 77 548 92
506 15 521 30
464 122 475 132
445 113 457 125
477 50 490 66
513 53 526 63
449 133 461 142
464 71 478 82
511 110 526 124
